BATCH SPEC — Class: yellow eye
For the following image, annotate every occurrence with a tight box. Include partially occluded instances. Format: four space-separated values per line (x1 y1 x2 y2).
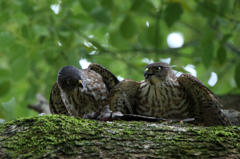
153 67 161 72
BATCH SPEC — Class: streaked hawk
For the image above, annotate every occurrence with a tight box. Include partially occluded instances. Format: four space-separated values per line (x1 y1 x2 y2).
108 62 232 126
49 63 119 117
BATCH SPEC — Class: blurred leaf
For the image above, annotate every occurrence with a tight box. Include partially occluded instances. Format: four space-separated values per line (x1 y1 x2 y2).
33 25 49 36
148 24 163 48
220 34 232 45
13 12 28 25
21 2 34 15
217 46 226 64
0 81 11 97
200 30 216 68
120 15 137 39
164 3 183 27
0 11 10 24
10 56 30 82
88 40 105 51
0 68 10 80
137 1 155 14
80 0 97 12
109 30 131 49
219 1 232 14
2 97 15 112
131 0 145 11
22 25 32 40
101 0 114 9
197 1 216 20
0 32 14 49
235 61 240 88
138 24 163 48
90 7 111 24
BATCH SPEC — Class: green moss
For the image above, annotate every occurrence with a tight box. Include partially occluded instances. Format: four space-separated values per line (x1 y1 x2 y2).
0 115 240 158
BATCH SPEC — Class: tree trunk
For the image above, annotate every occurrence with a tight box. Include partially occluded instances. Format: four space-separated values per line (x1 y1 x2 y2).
0 115 240 159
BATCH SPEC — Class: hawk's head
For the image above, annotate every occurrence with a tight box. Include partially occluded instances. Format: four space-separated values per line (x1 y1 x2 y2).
57 66 83 93
144 62 175 85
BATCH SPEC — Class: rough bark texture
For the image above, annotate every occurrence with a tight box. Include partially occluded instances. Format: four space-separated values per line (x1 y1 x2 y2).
0 115 240 159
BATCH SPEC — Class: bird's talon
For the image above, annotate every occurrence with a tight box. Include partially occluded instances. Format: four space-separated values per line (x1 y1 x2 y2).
110 110 113 120
178 121 183 124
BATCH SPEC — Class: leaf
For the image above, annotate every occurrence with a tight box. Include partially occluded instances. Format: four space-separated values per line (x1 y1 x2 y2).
200 30 216 68
80 0 97 12
197 1 216 20
130 0 145 11
147 25 163 48
164 3 183 27
33 25 49 36
13 12 28 25
220 34 232 45
137 1 155 14
0 32 14 49
0 11 10 24
21 2 34 15
217 46 226 64
2 97 15 112
0 81 11 97
120 15 137 39
235 61 240 88
90 7 111 24
10 56 30 82
109 30 131 49
0 68 10 80
100 0 114 9
91 41 104 51
219 1 233 14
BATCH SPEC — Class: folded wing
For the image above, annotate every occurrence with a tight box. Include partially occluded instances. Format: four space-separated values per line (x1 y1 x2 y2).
178 74 232 126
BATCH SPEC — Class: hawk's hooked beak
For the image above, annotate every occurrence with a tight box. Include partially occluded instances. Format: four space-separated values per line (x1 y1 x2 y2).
78 80 83 87
144 68 154 79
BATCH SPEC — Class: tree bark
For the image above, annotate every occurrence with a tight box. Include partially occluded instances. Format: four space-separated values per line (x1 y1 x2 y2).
0 115 240 159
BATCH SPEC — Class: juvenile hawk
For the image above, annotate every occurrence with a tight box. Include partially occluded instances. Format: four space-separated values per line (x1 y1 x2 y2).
49 63 119 117
108 62 232 126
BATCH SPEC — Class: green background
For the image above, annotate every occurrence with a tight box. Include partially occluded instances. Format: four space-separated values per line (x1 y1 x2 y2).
0 0 240 121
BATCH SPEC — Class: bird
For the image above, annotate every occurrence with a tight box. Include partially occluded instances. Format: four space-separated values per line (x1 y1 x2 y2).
49 63 119 117
107 62 232 126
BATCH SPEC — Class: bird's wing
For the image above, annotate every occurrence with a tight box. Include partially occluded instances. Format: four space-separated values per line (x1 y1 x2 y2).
88 63 119 92
178 74 232 126
49 82 70 115
107 79 140 114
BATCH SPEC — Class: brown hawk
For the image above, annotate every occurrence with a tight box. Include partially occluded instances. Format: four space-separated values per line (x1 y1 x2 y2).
108 62 232 126
49 63 119 117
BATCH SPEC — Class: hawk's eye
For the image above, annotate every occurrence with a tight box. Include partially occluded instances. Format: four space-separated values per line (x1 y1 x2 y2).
153 67 161 72
67 80 74 85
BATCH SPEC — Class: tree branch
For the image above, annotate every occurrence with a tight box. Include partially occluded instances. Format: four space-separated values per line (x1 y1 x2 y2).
0 115 240 158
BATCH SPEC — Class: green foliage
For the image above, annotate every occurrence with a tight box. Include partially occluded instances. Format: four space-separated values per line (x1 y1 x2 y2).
235 61 240 88
164 2 183 27
120 15 137 39
0 0 240 121
217 46 226 64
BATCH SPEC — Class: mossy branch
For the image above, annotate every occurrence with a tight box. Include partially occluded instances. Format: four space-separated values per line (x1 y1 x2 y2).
0 115 240 158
